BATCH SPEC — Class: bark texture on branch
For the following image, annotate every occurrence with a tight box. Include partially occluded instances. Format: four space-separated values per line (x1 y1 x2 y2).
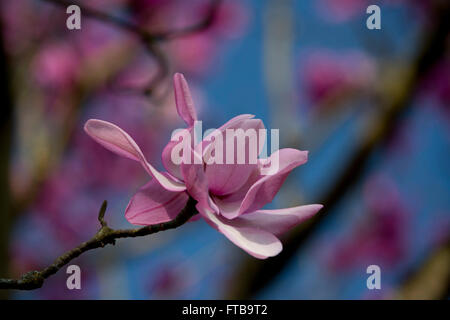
0 197 198 290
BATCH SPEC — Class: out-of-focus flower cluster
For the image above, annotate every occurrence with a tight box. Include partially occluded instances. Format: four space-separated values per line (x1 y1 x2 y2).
326 174 410 272
300 49 377 110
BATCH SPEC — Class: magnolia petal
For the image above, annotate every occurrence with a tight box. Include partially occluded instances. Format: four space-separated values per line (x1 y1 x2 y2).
212 167 260 219
204 118 265 196
238 204 323 236
181 159 208 203
216 113 256 133
161 139 184 181
179 139 217 211
200 114 255 155
173 73 197 126
161 127 194 181
84 119 186 192
180 166 220 215
198 205 282 259
239 148 309 214
203 117 264 158
206 163 255 197
212 197 242 219
125 180 189 225
84 119 143 161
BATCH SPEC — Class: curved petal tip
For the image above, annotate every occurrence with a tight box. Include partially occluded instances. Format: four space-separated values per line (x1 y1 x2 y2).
173 73 197 126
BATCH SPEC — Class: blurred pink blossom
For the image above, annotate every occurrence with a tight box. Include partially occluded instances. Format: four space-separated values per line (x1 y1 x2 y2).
168 0 249 74
301 50 376 107
33 42 80 90
147 263 190 298
326 174 409 272
316 0 367 22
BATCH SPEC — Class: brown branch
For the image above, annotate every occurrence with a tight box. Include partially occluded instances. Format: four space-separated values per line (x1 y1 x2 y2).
0 197 198 290
227 1 450 299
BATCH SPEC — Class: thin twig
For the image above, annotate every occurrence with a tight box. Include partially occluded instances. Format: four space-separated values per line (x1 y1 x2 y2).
0 197 198 290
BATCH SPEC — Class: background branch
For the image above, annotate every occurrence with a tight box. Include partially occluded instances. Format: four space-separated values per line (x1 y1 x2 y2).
0 197 198 291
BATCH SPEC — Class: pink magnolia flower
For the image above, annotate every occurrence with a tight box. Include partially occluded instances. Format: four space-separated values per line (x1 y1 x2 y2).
84 73 322 259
